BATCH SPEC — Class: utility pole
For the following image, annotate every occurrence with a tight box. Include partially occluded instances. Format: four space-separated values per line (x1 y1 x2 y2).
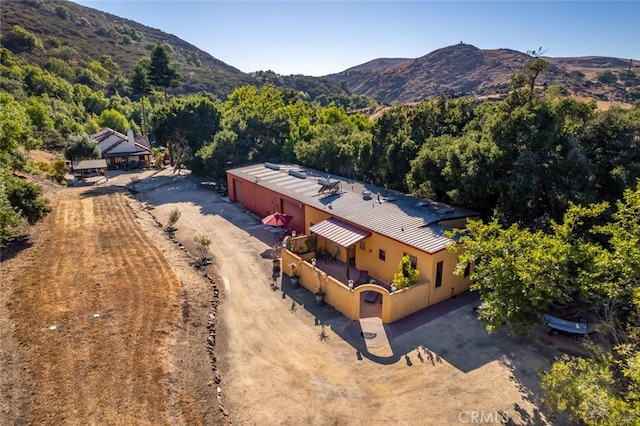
620 58 634 104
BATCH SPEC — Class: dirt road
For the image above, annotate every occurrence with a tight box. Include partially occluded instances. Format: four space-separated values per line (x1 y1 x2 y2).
1 168 564 425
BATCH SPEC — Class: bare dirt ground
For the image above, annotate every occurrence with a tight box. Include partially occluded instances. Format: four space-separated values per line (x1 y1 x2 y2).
0 172 226 425
1 167 576 425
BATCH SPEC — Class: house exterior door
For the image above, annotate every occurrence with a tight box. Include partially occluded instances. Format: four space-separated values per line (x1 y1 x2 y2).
234 180 245 205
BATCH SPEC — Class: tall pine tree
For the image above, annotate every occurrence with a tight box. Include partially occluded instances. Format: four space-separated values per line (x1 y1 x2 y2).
148 44 181 101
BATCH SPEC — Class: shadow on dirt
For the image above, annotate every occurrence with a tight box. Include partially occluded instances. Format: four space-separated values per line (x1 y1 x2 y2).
78 185 125 198
1 235 34 263
277 273 560 424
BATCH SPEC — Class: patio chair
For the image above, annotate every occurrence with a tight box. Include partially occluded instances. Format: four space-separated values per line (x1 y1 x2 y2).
318 250 331 263
355 270 369 286
330 247 340 263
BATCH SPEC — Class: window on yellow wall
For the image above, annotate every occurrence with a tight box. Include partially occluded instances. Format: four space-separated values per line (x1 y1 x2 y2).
378 249 385 261
435 261 444 287
403 253 418 269
464 262 471 277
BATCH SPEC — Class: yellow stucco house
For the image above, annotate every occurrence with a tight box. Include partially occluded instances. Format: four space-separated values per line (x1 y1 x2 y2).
227 163 479 323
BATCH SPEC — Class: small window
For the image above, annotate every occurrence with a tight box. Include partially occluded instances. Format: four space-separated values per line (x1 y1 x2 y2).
403 253 418 269
435 261 444 288
463 262 471 277
359 240 365 250
378 249 386 261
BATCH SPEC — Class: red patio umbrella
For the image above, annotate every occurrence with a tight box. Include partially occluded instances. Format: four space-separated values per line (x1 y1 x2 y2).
261 212 294 227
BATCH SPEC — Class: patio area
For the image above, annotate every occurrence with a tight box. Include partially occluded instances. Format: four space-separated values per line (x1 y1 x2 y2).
311 253 391 292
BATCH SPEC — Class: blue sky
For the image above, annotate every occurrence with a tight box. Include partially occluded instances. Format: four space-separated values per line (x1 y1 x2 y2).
72 1 639 76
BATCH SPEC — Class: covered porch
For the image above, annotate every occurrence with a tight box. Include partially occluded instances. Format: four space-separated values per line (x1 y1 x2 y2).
72 159 108 181
307 217 389 289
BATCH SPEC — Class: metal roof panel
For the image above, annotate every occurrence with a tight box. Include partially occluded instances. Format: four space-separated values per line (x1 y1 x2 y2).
309 217 371 248
227 163 479 253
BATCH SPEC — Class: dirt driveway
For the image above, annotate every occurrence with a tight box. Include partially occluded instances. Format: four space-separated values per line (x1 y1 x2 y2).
136 169 563 425
1 168 567 425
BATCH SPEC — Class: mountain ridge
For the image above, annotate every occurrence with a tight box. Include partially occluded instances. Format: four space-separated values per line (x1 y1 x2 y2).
326 43 636 104
2 0 636 105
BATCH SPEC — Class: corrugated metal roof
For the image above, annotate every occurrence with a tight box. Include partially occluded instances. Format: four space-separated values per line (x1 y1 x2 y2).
309 217 371 248
227 163 479 253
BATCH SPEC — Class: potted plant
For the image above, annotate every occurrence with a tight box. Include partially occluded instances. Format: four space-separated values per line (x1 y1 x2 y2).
315 285 325 306
272 258 281 275
289 263 300 288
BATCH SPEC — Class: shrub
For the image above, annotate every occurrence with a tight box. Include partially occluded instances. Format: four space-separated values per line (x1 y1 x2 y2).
2 169 51 229
166 208 181 230
194 234 212 260
2 25 43 53
392 255 420 289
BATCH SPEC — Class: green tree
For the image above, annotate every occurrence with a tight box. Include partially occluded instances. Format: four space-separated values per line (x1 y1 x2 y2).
129 62 151 97
1 93 32 154
0 92 39 169
455 93 595 225
297 106 372 176
540 183 640 425
220 85 313 166
186 51 202 67
77 68 106 91
55 5 69 20
193 129 237 178
87 60 109 81
64 134 99 162
129 61 152 134
74 84 109 116
597 70 618 84
366 106 416 190
449 201 608 334
1 25 43 53
295 119 368 177
98 108 130 133
47 158 68 183
26 97 55 130
525 48 549 91
0 176 22 242
5 172 51 225
409 95 475 143
407 131 502 213
148 44 181 101
588 183 640 344
541 349 640 426
509 48 549 92
23 66 74 101
44 57 75 79
44 36 62 49
152 94 222 167
579 106 640 206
